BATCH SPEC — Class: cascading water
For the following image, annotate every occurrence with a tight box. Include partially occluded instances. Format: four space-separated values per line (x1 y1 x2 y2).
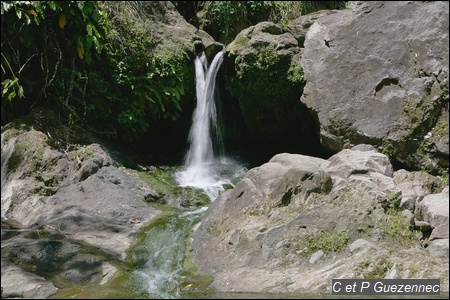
176 50 245 200
131 209 204 299
134 50 246 299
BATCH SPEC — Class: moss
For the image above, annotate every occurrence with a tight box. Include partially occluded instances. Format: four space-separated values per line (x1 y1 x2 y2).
302 229 350 256
70 149 95 161
7 141 27 171
407 263 422 277
132 167 179 203
132 166 210 209
438 169 449 186
226 36 250 54
433 116 449 139
403 96 417 118
338 186 353 201
180 253 215 294
401 81 448 174
7 139 44 176
227 46 305 139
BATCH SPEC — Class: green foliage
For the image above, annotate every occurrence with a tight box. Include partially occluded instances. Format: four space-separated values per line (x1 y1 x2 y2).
297 1 348 15
133 166 211 209
369 207 417 247
2 1 192 145
200 1 347 43
1 73 24 101
100 1 191 140
1 0 110 129
362 257 394 279
384 211 415 247
201 1 250 44
379 140 396 158
433 116 449 139
287 60 304 83
438 168 449 186
383 191 401 211
303 229 350 255
382 192 415 247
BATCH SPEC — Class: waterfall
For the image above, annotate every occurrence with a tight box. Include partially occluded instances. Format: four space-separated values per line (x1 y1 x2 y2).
176 51 245 200
184 51 223 181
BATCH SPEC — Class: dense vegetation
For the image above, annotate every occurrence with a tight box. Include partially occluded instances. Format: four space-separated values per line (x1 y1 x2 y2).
1 1 193 145
2 1 346 158
175 1 347 44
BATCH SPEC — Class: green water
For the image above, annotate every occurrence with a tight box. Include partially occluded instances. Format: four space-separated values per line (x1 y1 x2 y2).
130 210 204 298
51 208 203 299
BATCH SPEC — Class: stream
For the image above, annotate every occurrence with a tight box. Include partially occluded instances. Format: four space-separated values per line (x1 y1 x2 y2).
48 164 247 299
130 208 206 299
4 47 448 299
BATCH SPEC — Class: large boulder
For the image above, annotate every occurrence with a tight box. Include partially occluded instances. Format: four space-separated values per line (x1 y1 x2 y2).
1 126 161 260
300 1 449 173
188 147 449 294
415 186 449 257
1 259 58 299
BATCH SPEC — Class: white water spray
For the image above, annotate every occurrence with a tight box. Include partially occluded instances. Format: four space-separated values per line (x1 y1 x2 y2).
176 51 245 200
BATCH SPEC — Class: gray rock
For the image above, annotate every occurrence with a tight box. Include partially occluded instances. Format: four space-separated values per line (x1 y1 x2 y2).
414 220 433 232
1 259 58 299
189 150 449 294
351 144 378 152
100 262 118 285
1 122 164 297
393 169 445 211
309 250 325 264
402 210 415 226
224 21 305 147
384 263 398 279
427 239 449 257
349 238 375 253
415 186 449 241
300 1 449 172
326 149 394 179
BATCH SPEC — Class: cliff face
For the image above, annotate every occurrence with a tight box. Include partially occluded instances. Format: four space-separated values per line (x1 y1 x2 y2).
224 1 449 173
300 1 448 173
